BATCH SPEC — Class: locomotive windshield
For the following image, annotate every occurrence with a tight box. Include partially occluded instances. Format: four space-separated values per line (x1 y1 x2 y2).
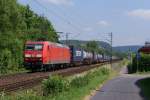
25 44 43 50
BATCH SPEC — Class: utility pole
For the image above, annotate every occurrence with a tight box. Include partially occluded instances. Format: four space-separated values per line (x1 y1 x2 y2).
111 32 113 68
52 31 63 41
66 33 68 45
111 32 113 67
65 33 71 45
108 32 113 68
128 48 132 65
54 32 70 45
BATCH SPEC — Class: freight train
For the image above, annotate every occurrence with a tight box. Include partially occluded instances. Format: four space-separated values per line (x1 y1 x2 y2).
24 41 113 71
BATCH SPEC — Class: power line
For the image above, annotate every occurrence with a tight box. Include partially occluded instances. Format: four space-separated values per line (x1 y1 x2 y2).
28 0 96 41
52 6 85 28
33 0 84 36
42 2 90 39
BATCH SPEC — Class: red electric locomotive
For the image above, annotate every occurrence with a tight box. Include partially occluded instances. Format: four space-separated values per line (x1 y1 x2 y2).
24 41 71 71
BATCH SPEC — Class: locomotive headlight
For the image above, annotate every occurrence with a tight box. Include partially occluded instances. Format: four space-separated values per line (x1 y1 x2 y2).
25 54 31 58
36 54 42 58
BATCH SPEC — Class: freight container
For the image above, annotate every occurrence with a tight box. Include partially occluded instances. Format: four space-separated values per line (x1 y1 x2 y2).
69 46 84 64
83 51 93 64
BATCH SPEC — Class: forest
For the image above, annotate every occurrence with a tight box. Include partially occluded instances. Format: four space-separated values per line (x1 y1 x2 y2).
0 0 58 74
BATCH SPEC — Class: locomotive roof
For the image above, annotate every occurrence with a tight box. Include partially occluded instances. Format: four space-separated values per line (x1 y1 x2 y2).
49 42 69 48
26 41 69 48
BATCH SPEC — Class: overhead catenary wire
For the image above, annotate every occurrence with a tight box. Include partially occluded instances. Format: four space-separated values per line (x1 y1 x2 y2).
51 6 87 39
28 0 109 42
52 5 88 31
30 0 66 32
33 0 84 36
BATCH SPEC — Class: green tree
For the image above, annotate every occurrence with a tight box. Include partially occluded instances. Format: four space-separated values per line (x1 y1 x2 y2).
0 49 12 74
0 0 58 74
85 41 102 53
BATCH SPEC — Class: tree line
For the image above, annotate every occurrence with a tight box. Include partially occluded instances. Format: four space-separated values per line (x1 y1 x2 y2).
0 0 58 74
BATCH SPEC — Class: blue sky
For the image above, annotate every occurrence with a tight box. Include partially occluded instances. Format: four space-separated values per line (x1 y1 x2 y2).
18 0 150 46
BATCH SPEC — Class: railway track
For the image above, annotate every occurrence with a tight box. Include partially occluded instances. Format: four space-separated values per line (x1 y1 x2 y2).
0 61 120 93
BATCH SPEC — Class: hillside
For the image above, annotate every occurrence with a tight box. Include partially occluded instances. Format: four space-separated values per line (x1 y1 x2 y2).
113 45 141 53
60 40 111 50
60 40 141 57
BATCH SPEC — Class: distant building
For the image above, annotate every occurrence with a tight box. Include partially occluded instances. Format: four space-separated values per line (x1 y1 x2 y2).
138 42 150 54
145 42 150 47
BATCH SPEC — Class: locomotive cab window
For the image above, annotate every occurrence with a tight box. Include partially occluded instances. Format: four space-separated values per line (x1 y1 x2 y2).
25 44 43 50
35 44 43 50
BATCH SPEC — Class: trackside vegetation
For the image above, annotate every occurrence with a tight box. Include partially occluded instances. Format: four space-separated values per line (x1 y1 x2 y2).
0 0 58 75
128 53 150 73
0 66 112 100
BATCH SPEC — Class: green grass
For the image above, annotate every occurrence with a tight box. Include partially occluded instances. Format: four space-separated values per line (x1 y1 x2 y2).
0 67 28 76
136 78 150 100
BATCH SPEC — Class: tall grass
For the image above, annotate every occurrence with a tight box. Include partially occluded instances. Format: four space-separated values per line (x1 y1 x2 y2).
0 90 44 100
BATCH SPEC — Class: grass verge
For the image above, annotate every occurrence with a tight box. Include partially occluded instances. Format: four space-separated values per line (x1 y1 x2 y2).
0 68 28 76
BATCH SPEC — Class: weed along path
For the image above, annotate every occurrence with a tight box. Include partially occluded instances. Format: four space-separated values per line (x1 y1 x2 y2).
91 67 149 100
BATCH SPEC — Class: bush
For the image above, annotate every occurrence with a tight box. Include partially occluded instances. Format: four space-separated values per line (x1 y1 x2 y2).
127 63 133 74
70 76 89 88
42 75 70 96
0 49 12 74
128 53 150 73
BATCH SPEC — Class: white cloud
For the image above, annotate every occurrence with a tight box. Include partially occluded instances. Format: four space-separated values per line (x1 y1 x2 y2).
97 20 110 27
44 0 74 6
127 9 150 20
